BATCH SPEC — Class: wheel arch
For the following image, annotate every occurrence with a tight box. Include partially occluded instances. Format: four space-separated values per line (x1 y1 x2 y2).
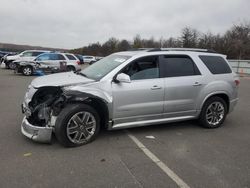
63 91 110 129
67 65 76 71
200 92 230 113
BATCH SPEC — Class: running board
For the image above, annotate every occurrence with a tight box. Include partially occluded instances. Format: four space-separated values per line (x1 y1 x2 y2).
111 116 195 130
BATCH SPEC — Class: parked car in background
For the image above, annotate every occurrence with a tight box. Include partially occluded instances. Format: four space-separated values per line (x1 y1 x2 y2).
15 52 81 76
20 48 239 147
82 56 96 64
3 50 49 69
95 56 104 61
0 51 9 62
0 52 17 64
74 54 84 64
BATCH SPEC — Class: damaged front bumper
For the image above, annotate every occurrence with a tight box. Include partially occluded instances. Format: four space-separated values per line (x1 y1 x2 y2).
21 117 53 143
21 85 63 144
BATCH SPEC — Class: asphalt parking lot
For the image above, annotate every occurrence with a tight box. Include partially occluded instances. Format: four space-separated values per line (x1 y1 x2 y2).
0 66 249 188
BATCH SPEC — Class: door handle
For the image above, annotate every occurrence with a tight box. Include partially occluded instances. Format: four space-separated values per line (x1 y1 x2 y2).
193 82 202 86
151 85 162 90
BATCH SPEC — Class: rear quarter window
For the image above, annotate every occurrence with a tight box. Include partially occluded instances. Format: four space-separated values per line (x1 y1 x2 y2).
199 55 232 74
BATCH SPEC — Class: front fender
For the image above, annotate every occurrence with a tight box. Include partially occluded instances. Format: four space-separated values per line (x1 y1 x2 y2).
64 86 112 104
63 85 113 120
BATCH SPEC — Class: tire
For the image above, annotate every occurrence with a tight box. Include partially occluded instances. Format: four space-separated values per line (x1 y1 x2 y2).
55 103 100 147
22 66 33 76
9 62 16 70
5 61 10 69
199 96 227 128
66 66 76 72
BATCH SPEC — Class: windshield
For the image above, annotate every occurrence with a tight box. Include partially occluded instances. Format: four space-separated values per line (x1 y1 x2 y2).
81 54 131 80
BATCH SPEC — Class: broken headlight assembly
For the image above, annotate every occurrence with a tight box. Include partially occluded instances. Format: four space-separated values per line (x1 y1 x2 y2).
27 87 64 126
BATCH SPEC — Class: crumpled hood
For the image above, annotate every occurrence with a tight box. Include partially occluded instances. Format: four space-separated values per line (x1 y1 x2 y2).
31 72 95 88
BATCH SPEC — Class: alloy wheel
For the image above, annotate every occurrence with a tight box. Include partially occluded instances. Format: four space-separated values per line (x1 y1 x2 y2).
23 67 32 76
206 102 225 126
66 111 96 144
9 62 16 69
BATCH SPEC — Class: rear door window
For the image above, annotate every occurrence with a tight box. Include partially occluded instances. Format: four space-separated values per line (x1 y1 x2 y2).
199 55 232 74
35 53 50 61
65 54 76 60
49 53 59 60
160 55 201 77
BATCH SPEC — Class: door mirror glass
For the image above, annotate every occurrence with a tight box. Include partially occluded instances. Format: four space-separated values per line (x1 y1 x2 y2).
116 73 131 83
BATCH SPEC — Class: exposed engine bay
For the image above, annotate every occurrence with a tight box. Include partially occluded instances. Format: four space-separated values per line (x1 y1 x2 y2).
26 86 65 127
24 85 106 128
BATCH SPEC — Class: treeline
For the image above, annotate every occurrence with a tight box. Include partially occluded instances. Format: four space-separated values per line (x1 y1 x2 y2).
0 42 66 53
70 22 250 59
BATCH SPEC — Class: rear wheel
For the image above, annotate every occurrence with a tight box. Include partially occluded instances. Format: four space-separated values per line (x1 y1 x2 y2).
22 66 33 76
199 96 227 128
66 66 76 72
55 104 100 147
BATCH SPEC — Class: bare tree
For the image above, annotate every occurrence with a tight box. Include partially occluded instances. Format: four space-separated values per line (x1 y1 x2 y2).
117 39 131 51
180 27 199 48
133 34 143 48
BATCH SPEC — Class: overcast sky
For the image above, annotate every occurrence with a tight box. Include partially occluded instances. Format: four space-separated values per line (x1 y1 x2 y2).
0 0 249 49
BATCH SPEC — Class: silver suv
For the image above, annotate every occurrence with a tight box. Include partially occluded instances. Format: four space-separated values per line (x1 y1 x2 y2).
21 48 239 147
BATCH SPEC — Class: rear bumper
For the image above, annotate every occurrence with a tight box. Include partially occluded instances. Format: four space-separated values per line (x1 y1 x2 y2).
229 98 239 113
21 117 52 143
75 64 81 71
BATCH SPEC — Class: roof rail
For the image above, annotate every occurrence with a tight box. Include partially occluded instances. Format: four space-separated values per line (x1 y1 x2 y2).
127 48 153 51
147 48 217 53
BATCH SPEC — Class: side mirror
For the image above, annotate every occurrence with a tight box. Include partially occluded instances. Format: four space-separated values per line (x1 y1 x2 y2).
116 73 131 83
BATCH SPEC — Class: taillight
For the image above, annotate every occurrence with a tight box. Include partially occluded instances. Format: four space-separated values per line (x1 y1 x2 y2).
235 79 240 86
76 61 81 65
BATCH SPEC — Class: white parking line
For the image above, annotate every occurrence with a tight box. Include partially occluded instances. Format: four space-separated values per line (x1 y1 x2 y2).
126 131 190 188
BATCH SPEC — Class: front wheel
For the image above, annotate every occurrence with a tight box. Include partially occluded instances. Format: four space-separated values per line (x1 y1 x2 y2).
5 61 10 69
55 104 100 147
199 96 227 128
22 66 33 76
9 62 16 69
